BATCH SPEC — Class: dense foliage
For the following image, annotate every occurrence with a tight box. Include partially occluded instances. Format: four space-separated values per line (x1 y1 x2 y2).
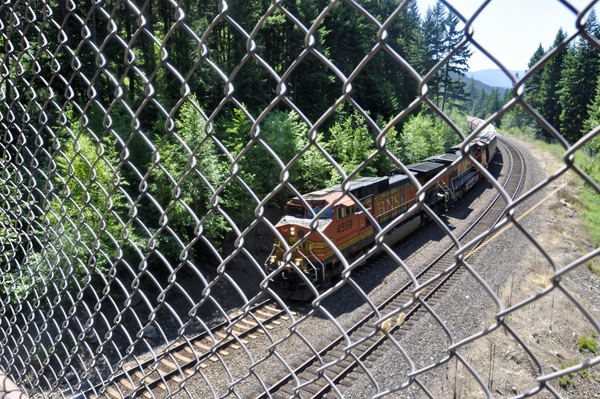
0 0 477 304
500 10 600 151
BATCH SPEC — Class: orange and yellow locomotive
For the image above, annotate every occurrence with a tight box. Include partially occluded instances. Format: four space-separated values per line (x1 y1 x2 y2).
265 118 497 300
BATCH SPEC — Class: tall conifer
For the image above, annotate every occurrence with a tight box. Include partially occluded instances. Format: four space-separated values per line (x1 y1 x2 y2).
539 28 569 135
559 11 600 143
524 43 547 111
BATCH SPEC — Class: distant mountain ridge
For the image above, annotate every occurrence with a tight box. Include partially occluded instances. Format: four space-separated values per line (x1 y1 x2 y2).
460 75 501 95
448 72 505 95
466 69 526 88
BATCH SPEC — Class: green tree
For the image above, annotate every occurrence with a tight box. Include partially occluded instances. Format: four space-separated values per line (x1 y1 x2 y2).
559 11 600 143
481 88 502 118
422 1 447 104
524 43 547 111
539 28 569 134
582 75 600 154
472 88 487 118
42 107 141 294
326 111 379 184
151 97 229 259
439 11 472 111
399 109 463 165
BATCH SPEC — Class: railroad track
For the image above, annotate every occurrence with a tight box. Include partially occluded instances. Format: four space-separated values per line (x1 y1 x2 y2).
78 138 522 399
80 299 294 399
254 138 525 398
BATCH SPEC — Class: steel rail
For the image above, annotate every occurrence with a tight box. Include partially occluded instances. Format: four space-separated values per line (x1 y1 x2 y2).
256 138 524 398
75 297 285 399
308 138 525 398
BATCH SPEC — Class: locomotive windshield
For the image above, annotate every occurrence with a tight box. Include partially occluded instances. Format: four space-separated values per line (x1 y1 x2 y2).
307 207 333 219
287 205 305 218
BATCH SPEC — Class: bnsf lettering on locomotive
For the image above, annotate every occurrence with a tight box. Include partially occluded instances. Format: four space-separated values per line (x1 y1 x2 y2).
377 200 385 215
377 193 402 215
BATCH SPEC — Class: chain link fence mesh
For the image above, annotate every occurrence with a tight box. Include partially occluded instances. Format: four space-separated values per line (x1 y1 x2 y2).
1 0 600 398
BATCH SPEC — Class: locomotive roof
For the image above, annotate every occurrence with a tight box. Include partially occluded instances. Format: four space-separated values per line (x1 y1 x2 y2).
388 173 412 185
446 145 462 155
423 153 460 166
307 176 388 196
406 161 446 178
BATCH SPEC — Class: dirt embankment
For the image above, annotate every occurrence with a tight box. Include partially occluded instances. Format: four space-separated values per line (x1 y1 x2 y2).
457 135 600 398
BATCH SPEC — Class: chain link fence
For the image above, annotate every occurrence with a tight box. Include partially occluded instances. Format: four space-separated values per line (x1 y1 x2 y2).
1 0 600 398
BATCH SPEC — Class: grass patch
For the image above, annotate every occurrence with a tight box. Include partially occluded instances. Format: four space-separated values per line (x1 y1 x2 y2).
578 333 598 354
586 260 600 280
559 374 570 387
559 360 582 388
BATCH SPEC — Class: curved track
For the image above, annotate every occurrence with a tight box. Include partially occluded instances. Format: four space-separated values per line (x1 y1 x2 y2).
81 138 523 399
255 138 525 398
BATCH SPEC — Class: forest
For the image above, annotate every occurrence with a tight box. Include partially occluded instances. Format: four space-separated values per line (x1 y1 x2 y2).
491 10 600 152
5 0 574 306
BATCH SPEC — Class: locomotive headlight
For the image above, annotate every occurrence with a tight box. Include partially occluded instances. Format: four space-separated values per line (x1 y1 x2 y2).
270 256 277 264
290 227 295 236
294 258 304 268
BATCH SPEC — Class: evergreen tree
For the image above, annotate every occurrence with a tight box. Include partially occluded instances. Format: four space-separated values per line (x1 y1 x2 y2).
422 2 447 104
464 78 478 111
472 88 487 118
151 97 229 259
582 75 600 153
439 12 472 111
481 88 501 118
524 43 547 111
559 11 600 143
539 28 569 134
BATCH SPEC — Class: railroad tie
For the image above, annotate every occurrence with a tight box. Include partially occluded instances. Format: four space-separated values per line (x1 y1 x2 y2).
182 348 209 368
194 341 212 351
135 370 161 385
119 378 135 390
160 358 178 369
217 328 245 338
173 352 193 363
156 382 168 391
241 319 258 328
264 306 282 313
103 385 122 399
256 310 273 318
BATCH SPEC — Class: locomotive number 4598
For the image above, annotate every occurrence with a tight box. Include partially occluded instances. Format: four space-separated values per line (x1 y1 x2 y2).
337 220 353 233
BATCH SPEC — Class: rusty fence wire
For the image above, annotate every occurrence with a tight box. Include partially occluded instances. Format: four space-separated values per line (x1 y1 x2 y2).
1 0 600 398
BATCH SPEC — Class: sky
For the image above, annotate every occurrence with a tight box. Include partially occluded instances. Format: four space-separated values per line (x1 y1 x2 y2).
416 0 598 72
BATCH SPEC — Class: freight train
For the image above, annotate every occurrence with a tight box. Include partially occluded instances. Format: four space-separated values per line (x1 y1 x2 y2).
265 117 497 300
